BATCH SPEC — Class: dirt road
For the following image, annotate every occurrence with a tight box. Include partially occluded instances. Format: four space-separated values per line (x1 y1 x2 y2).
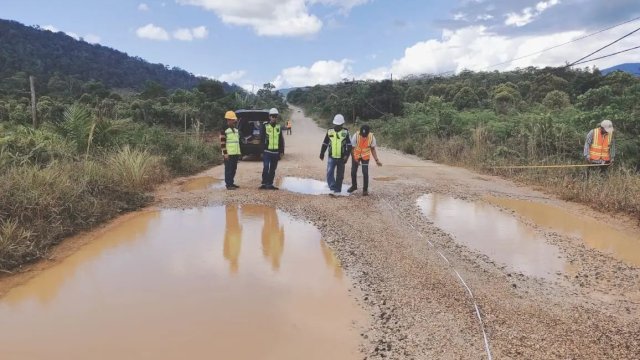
3 106 640 359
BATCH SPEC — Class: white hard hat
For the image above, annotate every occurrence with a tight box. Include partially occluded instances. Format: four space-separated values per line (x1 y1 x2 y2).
332 114 345 125
600 119 613 133
269 108 279 115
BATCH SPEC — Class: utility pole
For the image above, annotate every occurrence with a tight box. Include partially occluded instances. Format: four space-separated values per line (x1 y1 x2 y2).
29 75 37 128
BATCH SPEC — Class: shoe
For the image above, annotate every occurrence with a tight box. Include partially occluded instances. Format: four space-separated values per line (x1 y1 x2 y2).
259 184 268 190
231 184 240 188
347 186 357 193
226 186 237 190
267 185 279 190
362 190 369 196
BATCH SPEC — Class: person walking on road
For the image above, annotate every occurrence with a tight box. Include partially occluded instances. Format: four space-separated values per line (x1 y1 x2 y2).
320 114 352 195
286 119 292 135
348 124 382 196
260 108 285 190
584 119 615 173
221 111 241 190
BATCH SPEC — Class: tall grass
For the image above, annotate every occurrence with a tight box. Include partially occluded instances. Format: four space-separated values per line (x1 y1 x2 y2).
368 107 640 217
0 110 222 271
107 146 167 191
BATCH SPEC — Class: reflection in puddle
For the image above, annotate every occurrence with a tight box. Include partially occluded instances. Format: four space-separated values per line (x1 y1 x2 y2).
0 205 359 360
418 194 567 279
486 196 640 267
181 176 224 191
280 177 351 196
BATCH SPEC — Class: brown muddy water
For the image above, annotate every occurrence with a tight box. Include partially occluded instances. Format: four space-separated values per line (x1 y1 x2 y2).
0 205 362 360
486 196 640 267
418 194 567 279
180 176 225 191
279 177 351 196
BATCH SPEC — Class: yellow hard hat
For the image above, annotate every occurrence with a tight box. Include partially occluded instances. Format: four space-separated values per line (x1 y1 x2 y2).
224 111 237 120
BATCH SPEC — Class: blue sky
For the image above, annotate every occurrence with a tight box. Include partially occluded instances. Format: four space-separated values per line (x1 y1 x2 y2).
2 0 639 90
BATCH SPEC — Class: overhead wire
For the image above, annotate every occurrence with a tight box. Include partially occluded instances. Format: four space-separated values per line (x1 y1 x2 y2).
566 25 640 67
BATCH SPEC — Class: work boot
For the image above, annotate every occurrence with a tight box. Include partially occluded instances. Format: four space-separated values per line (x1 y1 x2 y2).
231 184 240 189
267 185 279 190
259 184 268 190
347 185 357 193
226 186 237 190
362 190 368 196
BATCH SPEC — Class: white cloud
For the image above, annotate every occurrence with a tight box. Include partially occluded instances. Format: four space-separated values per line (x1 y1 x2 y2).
357 22 639 80
453 12 467 21
138 3 150 11
84 34 101 44
173 28 194 41
42 25 99 43
136 23 170 40
505 0 560 27
42 25 59 32
191 26 208 38
173 26 208 41
476 14 494 20
218 70 247 83
272 59 354 88
176 0 369 37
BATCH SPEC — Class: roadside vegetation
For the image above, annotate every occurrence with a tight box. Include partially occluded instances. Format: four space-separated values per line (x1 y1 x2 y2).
288 67 640 216
0 70 286 271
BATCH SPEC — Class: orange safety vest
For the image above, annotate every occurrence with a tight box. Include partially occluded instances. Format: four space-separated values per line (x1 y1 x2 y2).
352 133 373 161
589 128 612 161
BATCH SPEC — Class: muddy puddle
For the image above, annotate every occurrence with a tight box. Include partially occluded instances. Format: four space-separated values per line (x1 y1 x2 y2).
0 205 362 360
181 176 225 191
279 177 351 196
418 194 567 279
486 196 640 267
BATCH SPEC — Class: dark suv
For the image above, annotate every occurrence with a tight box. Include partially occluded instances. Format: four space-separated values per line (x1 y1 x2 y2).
236 109 269 157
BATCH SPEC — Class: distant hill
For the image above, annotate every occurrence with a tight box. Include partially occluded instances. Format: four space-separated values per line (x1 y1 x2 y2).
0 18 237 92
601 63 640 76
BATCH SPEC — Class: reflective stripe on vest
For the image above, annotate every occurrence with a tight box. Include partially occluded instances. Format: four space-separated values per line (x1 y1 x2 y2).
265 124 281 151
225 127 241 155
328 129 347 158
353 133 373 161
589 128 611 161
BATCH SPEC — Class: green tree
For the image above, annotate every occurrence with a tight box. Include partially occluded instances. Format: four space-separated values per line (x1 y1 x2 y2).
542 90 571 110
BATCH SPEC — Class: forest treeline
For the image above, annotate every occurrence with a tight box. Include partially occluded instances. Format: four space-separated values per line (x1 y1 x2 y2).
288 66 640 214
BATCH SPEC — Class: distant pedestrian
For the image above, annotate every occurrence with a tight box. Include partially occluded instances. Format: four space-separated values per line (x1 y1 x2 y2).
584 119 615 174
348 124 382 196
259 108 285 190
286 119 292 135
320 114 352 195
221 111 241 190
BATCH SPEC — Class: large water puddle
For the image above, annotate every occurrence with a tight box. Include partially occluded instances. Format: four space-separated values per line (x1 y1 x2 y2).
0 205 362 360
486 196 640 267
417 194 567 279
181 176 225 191
280 177 350 196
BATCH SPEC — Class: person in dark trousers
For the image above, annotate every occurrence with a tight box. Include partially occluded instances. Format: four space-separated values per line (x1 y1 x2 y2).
259 108 285 190
348 124 382 196
319 114 352 195
221 111 241 190
286 119 292 135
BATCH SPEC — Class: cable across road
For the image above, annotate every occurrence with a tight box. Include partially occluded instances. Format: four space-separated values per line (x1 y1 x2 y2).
380 200 493 360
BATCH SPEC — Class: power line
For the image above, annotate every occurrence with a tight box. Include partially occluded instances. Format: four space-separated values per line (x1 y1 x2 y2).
570 45 640 66
567 25 640 66
487 15 640 70
427 15 640 77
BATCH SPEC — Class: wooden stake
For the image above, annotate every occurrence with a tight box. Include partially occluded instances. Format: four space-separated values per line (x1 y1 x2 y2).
29 75 37 128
